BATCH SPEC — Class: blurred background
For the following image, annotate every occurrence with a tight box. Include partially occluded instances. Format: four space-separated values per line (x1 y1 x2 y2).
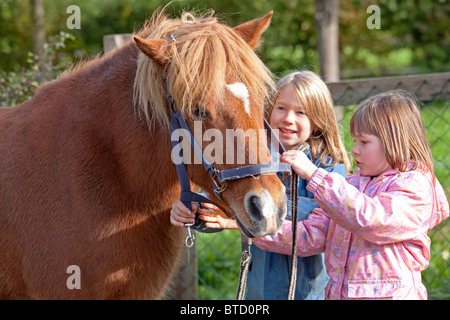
1 0 449 78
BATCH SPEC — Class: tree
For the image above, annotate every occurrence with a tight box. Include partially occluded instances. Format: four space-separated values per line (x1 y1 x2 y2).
31 0 46 68
315 0 340 81
0 0 448 77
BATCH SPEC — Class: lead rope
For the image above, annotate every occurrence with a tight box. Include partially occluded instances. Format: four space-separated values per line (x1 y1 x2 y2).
236 172 300 300
236 235 252 300
235 133 306 300
287 171 299 300
286 142 309 300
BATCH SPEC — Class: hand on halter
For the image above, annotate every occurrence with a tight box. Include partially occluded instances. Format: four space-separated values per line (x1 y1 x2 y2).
197 202 238 230
169 198 238 230
170 199 197 227
280 150 318 181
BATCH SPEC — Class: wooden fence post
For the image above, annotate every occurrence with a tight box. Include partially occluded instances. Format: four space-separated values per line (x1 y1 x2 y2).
103 34 133 53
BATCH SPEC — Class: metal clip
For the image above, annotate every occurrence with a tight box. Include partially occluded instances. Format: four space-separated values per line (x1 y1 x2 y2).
167 32 176 42
212 170 227 194
184 223 195 248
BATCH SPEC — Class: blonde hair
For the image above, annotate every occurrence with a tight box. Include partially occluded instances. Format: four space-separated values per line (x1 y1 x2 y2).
350 89 434 177
267 70 352 174
133 9 275 131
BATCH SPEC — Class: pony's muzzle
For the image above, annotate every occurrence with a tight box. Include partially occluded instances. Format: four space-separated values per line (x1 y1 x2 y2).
240 189 287 238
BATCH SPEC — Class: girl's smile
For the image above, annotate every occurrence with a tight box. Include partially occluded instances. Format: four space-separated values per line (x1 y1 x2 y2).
279 127 298 137
270 84 317 151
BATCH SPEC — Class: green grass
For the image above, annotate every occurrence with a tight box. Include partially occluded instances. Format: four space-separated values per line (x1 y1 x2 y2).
196 230 242 300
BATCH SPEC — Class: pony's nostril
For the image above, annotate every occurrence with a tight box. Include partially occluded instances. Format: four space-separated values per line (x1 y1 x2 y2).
247 195 263 221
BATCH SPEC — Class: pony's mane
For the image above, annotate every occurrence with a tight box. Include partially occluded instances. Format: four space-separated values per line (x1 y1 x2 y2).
133 9 275 131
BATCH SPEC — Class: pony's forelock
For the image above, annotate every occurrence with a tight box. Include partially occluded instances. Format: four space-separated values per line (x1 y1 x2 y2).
133 9 275 131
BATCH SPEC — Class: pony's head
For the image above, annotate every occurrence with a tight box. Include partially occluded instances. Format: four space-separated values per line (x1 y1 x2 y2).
132 9 287 238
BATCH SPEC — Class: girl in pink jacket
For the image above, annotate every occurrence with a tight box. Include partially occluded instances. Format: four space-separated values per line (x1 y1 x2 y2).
253 89 449 299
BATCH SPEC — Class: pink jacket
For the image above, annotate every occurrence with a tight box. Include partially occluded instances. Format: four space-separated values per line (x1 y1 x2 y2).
253 163 449 299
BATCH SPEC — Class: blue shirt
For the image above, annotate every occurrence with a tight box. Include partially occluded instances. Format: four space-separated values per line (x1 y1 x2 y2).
246 149 347 300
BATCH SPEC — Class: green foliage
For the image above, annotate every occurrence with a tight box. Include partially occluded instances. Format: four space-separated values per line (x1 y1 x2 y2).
0 31 74 107
340 0 450 77
1 0 449 77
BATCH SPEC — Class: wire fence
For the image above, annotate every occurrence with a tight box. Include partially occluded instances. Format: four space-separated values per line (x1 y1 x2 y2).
168 71 450 300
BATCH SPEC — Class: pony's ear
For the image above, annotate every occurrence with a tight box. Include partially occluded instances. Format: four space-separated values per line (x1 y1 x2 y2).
133 36 168 67
233 11 273 49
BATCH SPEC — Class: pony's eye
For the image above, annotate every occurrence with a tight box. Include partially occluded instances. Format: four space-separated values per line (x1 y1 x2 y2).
192 106 209 119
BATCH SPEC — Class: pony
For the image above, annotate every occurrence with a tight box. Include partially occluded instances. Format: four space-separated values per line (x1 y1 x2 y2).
0 9 287 299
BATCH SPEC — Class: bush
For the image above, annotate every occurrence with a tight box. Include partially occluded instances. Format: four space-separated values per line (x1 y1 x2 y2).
0 32 74 107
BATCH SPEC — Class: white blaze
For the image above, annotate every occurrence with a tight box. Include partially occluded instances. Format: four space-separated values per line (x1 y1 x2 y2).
225 82 250 116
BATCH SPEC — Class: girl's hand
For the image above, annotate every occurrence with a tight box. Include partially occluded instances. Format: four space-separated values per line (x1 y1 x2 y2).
280 150 318 180
170 199 197 227
170 199 238 230
198 202 238 230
